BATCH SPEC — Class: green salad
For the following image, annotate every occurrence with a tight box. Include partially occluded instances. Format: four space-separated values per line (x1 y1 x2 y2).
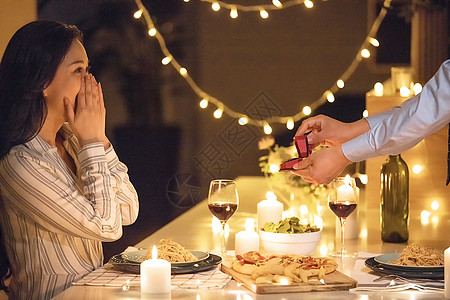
263 216 320 234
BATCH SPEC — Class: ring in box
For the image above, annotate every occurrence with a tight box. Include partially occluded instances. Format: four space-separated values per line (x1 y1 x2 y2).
279 135 311 171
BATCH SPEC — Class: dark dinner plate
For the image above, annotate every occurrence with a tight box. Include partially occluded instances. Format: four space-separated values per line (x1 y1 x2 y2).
365 257 444 280
108 252 222 275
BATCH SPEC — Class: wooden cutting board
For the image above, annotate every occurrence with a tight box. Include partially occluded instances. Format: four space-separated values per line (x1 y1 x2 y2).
221 263 357 294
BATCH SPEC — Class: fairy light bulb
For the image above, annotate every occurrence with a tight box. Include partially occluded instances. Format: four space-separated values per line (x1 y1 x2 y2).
361 48 370 58
133 10 143 19
184 0 189 2
199 99 208 109
238 116 248 125
179 67 188 77
368 37 379 47
230 7 238 18
148 28 157 37
374 82 383 96
263 123 272 135
161 56 171 65
286 119 294 130
304 0 313 8
213 108 223 119
272 0 282 8
362 109 368 118
399 86 410 97
259 8 269 19
212 2 220 11
413 83 422 95
412 164 423 174
325 91 335 103
337 79 345 88
302 106 312 115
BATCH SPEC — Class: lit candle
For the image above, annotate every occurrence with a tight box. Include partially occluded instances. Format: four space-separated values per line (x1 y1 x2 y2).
445 247 450 298
235 219 259 256
257 193 283 230
141 245 171 294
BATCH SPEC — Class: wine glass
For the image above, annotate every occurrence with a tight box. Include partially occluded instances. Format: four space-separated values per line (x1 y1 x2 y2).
208 179 239 260
328 175 358 259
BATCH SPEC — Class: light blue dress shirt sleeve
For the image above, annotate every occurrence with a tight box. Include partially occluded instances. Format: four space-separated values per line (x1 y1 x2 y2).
342 59 450 162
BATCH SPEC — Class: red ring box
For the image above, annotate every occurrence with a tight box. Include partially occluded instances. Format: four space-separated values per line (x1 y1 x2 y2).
279 135 311 171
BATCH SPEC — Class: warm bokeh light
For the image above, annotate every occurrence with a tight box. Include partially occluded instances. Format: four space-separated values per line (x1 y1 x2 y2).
269 164 280 173
412 164 423 174
161 56 171 65
359 228 368 239
361 48 370 58
230 7 238 18
272 0 282 8
199 99 208 109
420 210 431 225
238 117 248 125
359 174 368 185
368 37 379 47
337 79 345 88
374 82 383 96
313 216 323 228
179 67 188 77
148 28 157 36
245 218 256 232
259 8 269 19
264 123 272 135
304 0 313 8
302 106 312 115
431 200 439 211
400 86 410 97
326 91 335 103
362 110 369 118
213 108 223 119
133 10 143 19
286 119 294 130
211 2 220 11
413 83 422 95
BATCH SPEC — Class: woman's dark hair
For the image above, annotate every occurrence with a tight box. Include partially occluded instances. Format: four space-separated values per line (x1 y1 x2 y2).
0 20 83 160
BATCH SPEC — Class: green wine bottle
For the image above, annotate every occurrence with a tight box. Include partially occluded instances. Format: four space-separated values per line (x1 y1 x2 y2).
380 154 409 243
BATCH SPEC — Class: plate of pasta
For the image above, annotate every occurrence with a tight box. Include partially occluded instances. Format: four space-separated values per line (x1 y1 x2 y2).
373 244 444 272
123 238 210 266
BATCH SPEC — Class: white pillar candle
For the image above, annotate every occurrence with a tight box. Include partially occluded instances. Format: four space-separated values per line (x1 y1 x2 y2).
337 183 356 202
257 199 283 230
235 219 259 256
141 245 171 294
445 247 450 298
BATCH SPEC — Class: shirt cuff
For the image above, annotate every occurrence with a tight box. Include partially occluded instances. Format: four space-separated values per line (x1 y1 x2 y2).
105 144 120 169
341 133 378 162
77 142 107 169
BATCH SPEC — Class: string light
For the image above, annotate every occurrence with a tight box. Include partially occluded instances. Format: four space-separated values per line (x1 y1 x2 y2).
230 6 238 18
133 0 393 132
304 0 313 8
211 2 220 11
259 8 269 19
286 118 294 130
361 48 370 58
272 0 282 8
161 56 172 65
214 108 223 118
133 9 143 19
238 116 249 125
199 98 209 108
368 37 379 47
325 91 335 103
263 123 273 134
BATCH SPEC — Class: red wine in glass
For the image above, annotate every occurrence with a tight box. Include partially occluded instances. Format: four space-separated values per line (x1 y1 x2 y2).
328 202 357 218
208 202 238 221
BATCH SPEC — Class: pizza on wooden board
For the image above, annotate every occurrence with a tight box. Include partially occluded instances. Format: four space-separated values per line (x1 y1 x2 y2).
231 251 338 284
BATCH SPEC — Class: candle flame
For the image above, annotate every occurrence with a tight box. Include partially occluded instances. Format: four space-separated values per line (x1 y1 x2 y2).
266 191 277 201
344 174 351 185
152 245 158 259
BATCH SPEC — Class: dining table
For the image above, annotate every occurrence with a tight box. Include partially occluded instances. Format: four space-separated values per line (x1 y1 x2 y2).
52 176 449 299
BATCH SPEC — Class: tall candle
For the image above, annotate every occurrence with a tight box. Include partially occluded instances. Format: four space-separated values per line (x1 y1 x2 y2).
336 175 356 202
445 247 450 298
141 246 171 294
257 198 283 230
235 218 259 256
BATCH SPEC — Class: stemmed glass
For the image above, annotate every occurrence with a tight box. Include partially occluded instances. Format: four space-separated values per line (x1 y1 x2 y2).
208 179 239 260
328 175 358 259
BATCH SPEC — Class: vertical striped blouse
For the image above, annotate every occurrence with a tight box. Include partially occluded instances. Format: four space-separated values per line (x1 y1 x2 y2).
0 123 139 299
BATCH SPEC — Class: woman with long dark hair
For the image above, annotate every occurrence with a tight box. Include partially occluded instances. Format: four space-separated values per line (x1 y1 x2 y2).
0 20 139 299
